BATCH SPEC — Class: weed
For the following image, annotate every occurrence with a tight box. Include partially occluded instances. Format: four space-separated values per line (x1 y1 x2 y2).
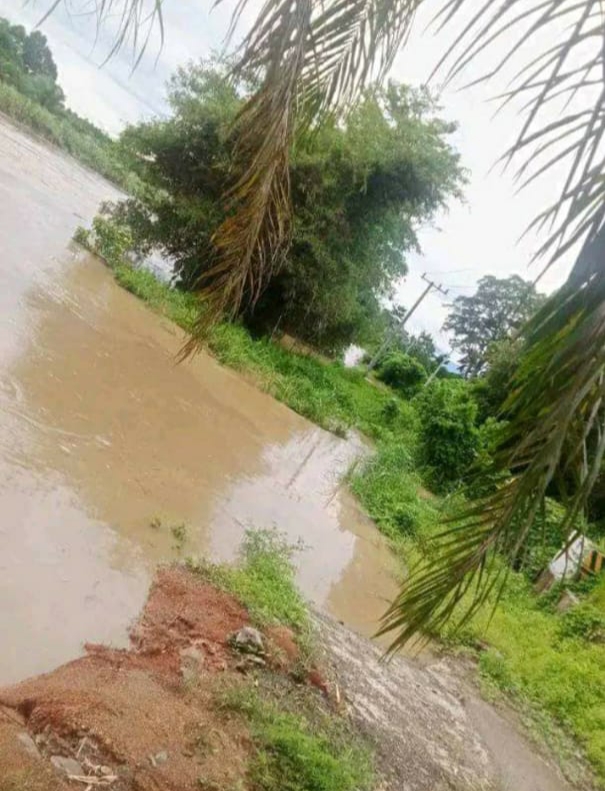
219 685 374 791
171 522 188 550
191 528 308 633
149 515 162 530
350 441 436 541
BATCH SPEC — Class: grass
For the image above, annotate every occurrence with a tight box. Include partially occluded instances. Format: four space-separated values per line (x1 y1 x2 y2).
189 528 309 634
219 684 374 791
0 82 138 191
465 576 605 785
193 529 375 791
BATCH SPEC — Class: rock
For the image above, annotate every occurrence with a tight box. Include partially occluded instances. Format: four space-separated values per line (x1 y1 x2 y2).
229 626 265 655
16 731 40 759
557 590 580 613
149 750 169 767
180 645 204 683
235 655 267 673
50 755 83 776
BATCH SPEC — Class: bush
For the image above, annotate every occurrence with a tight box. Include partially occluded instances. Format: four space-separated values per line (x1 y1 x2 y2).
414 379 479 491
350 441 436 540
376 352 427 397
559 603 605 643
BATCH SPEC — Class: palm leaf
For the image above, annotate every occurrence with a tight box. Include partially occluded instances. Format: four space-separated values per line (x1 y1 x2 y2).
382 234 605 651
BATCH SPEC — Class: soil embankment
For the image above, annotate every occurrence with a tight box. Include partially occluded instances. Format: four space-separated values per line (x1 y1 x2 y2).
0 565 577 791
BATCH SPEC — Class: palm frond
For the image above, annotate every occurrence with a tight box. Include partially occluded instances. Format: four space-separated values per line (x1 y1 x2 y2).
433 0 605 274
382 237 605 651
34 0 165 66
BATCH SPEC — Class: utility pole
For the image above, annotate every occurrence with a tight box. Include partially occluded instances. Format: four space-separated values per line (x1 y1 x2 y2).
367 274 449 372
425 358 449 387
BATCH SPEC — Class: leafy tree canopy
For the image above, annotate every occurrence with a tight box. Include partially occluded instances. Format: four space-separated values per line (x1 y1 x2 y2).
112 60 465 352
0 17 63 112
443 275 545 377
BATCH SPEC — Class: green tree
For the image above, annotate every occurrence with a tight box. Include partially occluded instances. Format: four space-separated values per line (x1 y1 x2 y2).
22 30 58 80
443 276 544 377
414 379 479 491
472 338 523 422
376 352 427 397
0 17 63 111
112 62 464 351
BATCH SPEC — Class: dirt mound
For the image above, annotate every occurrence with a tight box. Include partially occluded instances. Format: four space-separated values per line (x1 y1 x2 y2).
0 567 256 791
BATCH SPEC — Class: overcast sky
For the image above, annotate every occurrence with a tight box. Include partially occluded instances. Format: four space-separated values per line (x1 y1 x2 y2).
2 1 578 353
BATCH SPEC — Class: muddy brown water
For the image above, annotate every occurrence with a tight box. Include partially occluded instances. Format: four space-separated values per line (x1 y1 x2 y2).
0 118 399 684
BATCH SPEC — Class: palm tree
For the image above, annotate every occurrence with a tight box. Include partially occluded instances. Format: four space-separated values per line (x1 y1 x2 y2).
42 0 605 649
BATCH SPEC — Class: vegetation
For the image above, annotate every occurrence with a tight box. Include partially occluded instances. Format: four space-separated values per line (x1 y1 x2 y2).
0 18 64 112
0 17 135 189
220 685 374 791
106 60 463 352
375 352 426 397
443 276 545 377
191 529 309 633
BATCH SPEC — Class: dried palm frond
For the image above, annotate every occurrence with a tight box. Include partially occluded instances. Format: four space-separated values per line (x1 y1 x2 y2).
184 0 422 341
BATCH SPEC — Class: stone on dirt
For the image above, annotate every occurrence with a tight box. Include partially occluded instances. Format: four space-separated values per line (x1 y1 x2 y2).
150 749 169 767
229 626 265 655
16 731 40 759
50 755 83 776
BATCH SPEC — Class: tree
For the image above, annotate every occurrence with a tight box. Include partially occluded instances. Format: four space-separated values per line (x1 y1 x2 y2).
376 353 427 397
415 379 479 492
0 17 63 111
112 62 464 351
443 276 544 377
43 0 605 650
22 30 57 80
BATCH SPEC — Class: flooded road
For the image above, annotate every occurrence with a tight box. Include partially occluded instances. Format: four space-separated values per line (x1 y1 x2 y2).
0 119 399 683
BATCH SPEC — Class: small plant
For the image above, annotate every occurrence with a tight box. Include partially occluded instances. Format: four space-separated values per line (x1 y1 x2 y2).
89 215 134 268
72 225 91 248
191 529 308 632
171 522 188 550
149 515 162 530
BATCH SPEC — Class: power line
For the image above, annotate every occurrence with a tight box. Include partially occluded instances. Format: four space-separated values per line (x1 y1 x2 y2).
366 274 449 372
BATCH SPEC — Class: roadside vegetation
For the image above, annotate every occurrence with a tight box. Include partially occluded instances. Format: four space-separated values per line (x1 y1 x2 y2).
195 528 375 791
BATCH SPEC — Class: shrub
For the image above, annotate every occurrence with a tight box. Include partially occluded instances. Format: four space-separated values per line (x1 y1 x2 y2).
376 352 427 397
559 603 605 643
414 379 479 491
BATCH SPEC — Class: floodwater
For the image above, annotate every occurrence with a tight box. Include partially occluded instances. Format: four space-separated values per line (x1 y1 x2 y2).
0 119 399 684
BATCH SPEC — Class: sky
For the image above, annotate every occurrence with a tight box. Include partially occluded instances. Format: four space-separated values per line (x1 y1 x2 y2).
1 0 580 355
